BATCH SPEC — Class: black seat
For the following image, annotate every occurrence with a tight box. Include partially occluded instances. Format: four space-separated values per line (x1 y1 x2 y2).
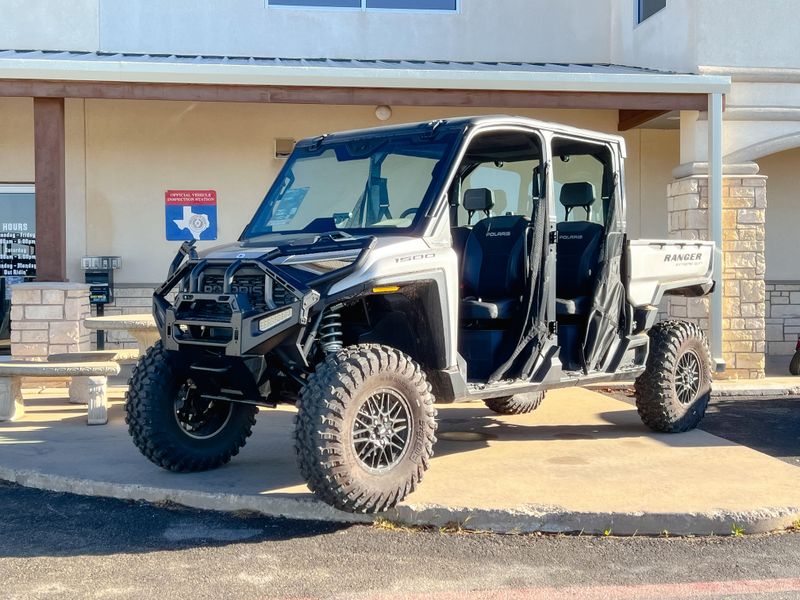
451 226 471 263
556 182 604 316
460 188 529 320
451 187 489 263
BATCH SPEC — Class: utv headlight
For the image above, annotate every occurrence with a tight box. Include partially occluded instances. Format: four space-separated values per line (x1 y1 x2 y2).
258 307 293 332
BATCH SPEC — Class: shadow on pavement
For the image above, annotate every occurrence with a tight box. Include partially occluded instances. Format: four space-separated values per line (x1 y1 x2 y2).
431 402 737 459
701 396 800 466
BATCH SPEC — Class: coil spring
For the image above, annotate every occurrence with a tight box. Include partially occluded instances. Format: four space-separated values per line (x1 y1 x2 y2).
319 308 343 354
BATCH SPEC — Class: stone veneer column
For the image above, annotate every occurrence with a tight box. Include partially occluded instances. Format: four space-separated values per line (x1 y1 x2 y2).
10 282 91 359
666 173 766 379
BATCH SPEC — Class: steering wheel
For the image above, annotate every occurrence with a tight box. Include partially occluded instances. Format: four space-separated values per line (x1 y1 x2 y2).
400 208 418 219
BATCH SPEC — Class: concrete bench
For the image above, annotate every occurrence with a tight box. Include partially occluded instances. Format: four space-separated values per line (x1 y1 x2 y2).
0 361 121 425
48 348 140 364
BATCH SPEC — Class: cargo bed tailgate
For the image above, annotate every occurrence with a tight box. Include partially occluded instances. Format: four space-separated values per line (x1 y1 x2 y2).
626 239 715 307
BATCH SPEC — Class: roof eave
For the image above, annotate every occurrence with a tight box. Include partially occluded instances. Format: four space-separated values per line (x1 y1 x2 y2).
0 58 732 95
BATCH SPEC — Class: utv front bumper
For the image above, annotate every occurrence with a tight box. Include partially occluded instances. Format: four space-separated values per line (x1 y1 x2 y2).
159 287 318 356
153 237 373 357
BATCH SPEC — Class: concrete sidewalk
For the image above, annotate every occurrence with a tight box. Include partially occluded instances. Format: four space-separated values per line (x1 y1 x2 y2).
588 355 800 398
1 386 799 536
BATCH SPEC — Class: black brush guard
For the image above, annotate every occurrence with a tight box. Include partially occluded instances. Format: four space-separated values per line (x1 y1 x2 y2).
153 236 375 358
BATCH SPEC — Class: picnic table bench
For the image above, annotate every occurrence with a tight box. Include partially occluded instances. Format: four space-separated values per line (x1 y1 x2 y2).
0 361 120 425
83 314 159 354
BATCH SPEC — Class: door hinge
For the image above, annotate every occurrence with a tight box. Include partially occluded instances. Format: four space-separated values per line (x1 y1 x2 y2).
548 321 558 335
549 230 557 244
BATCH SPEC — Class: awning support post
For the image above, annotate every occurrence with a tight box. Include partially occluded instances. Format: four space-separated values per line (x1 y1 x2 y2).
708 92 725 371
33 96 67 282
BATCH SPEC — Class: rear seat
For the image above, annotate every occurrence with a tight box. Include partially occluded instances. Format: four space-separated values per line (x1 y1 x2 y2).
555 182 604 316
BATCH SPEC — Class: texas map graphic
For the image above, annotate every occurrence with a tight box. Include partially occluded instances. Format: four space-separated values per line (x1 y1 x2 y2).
165 190 217 241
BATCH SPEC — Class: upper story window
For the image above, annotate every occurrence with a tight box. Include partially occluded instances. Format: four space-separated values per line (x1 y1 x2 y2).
637 0 666 23
268 0 457 10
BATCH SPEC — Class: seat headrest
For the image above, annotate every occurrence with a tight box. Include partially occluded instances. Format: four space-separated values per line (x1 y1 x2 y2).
463 188 494 212
560 182 596 208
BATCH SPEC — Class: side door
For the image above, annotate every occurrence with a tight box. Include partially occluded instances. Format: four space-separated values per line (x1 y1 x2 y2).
550 136 627 372
449 126 552 382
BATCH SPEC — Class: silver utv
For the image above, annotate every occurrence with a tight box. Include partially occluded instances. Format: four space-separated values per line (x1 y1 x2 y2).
126 116 715 513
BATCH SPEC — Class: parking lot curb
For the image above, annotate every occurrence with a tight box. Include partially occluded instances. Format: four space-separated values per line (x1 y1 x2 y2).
2 465 798 536
712 385 800 398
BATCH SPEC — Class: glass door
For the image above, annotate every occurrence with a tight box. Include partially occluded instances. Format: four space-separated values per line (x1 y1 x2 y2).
0 184 36 354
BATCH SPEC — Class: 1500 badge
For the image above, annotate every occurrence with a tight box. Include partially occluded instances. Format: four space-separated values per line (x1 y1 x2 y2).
396 253 436 263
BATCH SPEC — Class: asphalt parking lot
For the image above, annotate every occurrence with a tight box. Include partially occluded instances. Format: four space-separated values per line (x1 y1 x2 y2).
601 388 800 467
1 481 799 600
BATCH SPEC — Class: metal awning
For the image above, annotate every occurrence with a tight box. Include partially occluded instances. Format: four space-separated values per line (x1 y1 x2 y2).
0 50 730 95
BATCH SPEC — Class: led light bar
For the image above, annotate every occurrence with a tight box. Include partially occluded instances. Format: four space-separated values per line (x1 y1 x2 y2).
258 307 293 332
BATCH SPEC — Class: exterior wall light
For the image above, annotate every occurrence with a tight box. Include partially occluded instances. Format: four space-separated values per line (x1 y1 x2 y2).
375 105 392 121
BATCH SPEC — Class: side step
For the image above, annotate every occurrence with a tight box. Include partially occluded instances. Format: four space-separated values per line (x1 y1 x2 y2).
464 365 646 400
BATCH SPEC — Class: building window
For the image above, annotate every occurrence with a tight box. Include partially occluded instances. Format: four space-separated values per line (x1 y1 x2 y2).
269 0 361 7
268 0 457 10
638 0 666 23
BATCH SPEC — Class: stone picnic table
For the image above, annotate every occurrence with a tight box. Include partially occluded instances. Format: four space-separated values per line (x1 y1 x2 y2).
83 313 159 354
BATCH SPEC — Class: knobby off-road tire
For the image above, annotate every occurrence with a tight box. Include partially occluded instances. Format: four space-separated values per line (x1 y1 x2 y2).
634 320 712 433
484 391 545 415
125 341 258 472
294 344 437 513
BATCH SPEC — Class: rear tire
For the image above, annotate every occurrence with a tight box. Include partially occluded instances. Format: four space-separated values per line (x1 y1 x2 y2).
484 391 545 415
294 344 437 513
125 341 258 472
634 320 712 433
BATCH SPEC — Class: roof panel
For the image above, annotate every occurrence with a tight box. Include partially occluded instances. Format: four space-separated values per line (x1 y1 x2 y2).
0 49 730 96
0 49 681 75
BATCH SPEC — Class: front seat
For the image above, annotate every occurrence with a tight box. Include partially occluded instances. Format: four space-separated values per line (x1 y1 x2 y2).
460 188 529 320
555 182 604 316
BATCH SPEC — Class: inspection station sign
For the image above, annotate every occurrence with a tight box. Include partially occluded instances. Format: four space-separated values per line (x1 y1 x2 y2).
165 189 218 241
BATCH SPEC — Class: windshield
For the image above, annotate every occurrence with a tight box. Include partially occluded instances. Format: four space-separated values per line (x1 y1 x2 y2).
242 132 456 238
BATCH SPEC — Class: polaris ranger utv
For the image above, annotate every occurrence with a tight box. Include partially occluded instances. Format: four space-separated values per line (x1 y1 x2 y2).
126 116 716 513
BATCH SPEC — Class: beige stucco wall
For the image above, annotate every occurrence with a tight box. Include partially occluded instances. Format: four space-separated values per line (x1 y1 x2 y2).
0 98 677 284
623 128 678 240
757 147 800 281
0 98 34 182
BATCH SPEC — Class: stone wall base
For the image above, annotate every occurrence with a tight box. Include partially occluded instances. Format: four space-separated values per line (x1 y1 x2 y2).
765 281 800 356
11 283 91 359
666 175 766 380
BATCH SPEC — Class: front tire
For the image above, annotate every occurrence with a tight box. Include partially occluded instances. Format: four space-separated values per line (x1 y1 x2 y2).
294 344 437 513
125 341 258 472
484 391 545 415
634 321 712 433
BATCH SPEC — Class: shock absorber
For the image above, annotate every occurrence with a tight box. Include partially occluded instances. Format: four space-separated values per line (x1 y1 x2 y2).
319 306 343 354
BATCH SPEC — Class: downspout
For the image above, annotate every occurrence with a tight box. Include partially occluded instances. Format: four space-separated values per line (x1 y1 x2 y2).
708 92 725 372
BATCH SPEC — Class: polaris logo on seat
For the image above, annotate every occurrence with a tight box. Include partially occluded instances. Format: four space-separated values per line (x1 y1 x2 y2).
486 230 511 237
664 253 703 262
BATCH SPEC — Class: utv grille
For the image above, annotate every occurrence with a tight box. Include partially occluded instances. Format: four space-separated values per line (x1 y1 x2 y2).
174 299 233 323
199 271 295 312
